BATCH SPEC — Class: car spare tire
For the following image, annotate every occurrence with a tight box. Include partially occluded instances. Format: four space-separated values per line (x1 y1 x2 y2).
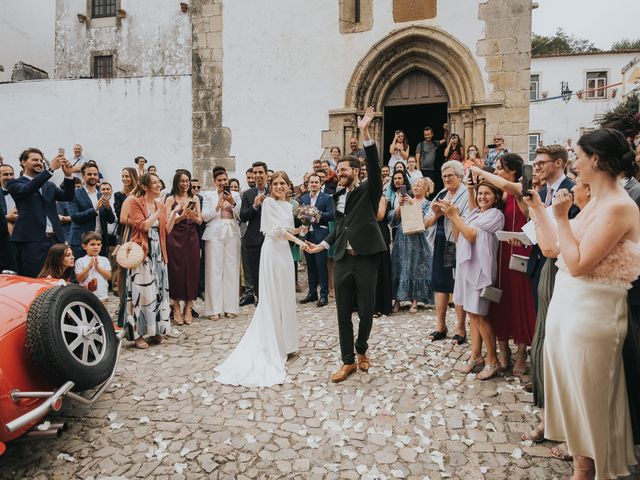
26 285 118 391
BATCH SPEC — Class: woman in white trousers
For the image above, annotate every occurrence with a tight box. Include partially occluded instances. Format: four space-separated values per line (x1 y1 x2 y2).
202 168 242 320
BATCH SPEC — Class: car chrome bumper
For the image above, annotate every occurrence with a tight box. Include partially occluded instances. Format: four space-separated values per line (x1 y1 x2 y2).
5 331 125 433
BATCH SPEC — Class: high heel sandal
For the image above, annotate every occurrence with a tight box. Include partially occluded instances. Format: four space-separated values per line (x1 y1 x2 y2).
428 328 448 341
173 305 184 325
521 424 545 442
461 357 485 374
477 363 500 380
513 351 529 377
550 443 573 461
498 349 513 372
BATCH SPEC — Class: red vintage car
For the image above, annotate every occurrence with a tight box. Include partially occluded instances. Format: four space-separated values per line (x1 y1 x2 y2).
0 274 124 455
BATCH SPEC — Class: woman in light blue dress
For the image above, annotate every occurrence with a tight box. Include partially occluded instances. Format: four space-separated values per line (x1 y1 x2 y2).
389 177 435 314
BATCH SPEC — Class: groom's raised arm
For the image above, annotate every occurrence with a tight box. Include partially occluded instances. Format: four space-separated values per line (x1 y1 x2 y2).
358 107 382 205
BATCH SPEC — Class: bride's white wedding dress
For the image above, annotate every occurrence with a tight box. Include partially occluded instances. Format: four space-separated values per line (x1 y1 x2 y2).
215 197 299 387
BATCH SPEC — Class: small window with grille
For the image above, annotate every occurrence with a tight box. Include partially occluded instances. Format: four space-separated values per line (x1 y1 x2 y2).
92 0 116 18
93 55 113 78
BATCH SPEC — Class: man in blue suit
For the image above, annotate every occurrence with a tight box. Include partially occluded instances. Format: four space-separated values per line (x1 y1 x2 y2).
6 148 75 277
526 144 579 307
298 173 334 307
68 162 115 259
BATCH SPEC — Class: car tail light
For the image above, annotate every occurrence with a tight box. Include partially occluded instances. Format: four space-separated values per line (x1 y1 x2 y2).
52 398 63 411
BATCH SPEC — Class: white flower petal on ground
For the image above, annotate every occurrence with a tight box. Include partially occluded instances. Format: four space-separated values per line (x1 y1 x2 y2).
56 453 75 462
340 447 357 460
511 448 523 459
356 465 368 475
174 463 187 474
430 450 445 470
306 436 321 448
247 412 255 421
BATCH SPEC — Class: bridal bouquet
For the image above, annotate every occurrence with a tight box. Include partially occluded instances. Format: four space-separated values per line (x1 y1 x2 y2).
295 205 321 238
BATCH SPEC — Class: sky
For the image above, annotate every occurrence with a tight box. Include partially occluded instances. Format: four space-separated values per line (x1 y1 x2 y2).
532 0 640 50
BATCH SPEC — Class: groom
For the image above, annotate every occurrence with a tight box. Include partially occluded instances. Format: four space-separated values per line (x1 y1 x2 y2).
307 107 386 382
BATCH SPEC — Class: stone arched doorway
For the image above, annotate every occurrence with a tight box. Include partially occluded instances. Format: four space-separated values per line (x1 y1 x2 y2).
382 70 448 164
324 25 499 159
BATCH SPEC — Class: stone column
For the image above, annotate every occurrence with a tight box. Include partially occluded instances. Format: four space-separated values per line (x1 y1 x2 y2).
191 0 234 187
463 119 474 151
473 116 486 151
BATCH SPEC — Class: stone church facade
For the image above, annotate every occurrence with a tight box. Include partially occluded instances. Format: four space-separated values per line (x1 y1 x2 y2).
51 0 532 185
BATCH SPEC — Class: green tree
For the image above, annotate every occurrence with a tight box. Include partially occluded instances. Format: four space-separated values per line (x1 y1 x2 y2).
611 39 640 51
532 28 599 57
597 94 640 134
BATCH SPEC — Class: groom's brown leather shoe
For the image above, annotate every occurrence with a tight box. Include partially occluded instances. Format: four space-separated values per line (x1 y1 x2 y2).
330 363 357 383
356 353 371 372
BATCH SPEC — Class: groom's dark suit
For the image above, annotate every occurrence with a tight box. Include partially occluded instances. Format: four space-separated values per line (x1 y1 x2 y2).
324 141 386 364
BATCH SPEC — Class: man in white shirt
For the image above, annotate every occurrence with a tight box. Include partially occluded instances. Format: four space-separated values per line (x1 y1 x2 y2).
68 162 115 259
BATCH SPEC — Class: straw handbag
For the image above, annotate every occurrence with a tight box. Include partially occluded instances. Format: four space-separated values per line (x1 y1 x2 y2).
113 219 144 269
401 201 426 235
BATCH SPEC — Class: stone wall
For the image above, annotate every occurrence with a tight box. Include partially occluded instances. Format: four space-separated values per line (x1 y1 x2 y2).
477 0 532 156
190 0 234 187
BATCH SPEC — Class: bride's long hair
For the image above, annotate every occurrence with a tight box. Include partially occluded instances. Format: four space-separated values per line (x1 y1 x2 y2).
270 170 292 200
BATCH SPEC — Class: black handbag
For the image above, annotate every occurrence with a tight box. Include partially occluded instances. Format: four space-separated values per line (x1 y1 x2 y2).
443 240 456 268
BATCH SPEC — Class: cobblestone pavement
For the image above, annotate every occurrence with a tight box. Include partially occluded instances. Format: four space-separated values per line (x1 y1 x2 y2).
1 292 639 480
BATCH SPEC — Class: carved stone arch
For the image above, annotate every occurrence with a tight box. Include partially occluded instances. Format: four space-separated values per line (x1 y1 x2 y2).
323 25 490 157
346 26 486 111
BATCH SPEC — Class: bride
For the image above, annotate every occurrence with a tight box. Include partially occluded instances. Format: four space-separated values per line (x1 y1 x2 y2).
215 171 309 387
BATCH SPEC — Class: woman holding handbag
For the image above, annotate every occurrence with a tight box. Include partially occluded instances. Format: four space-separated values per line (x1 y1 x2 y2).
424 161 469 343
124 173 181 349
389 177 435 314
469 154 537 376
442 183 505 380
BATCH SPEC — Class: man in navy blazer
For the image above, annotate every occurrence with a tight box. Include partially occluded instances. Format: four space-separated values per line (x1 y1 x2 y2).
298 173 334 306
68 162 115 258
6 148 75 277
526 145 579 307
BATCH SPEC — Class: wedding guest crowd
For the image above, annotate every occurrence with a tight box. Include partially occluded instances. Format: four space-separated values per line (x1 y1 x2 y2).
2 120 640 480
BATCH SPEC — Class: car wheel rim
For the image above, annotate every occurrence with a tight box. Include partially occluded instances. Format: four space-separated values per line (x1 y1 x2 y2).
60 301 107 366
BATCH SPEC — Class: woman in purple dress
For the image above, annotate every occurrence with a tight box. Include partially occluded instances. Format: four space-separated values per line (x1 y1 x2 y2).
442 183 505 380
164 170 202 325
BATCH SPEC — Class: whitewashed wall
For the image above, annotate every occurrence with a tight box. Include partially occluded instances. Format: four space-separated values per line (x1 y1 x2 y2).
55 0 191 78
530 52 637 145
0 76 192 190
222 0 487 183
0 1 55 82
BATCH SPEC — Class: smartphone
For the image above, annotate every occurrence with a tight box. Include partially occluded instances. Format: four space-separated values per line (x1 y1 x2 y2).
223 185 231 195
187 200 196 210
487 144 497 149
398 185 407 196
521 164 533 196
58 147 65 156
467 169 475 186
